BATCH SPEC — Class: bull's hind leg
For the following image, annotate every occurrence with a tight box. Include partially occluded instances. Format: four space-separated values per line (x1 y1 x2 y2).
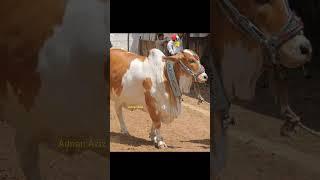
114 102 129 135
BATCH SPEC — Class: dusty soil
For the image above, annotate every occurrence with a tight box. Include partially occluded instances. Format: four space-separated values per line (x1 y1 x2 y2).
221 104 320 180
215 63 320 180
0 122 107 180
110 91 211 152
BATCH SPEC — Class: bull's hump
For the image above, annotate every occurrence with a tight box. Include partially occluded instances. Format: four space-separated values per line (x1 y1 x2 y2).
148 49 165 60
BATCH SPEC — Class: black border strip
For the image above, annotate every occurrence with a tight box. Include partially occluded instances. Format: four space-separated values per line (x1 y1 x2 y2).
110 152 210 179
110 0 210 33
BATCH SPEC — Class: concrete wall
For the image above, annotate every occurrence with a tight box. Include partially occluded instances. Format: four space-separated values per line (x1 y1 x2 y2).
110 33 157 54
110 33 132 51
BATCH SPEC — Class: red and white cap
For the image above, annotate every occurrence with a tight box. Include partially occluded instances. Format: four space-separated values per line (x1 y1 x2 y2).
171 34 179 41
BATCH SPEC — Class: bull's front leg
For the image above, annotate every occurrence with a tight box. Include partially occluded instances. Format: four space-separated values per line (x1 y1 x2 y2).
269 71 300 136
148 124 156 142
148 117 167 149
15 131 41 180
280 104 301 136
152 126 167 149
278 82 301 136
144 95 167 149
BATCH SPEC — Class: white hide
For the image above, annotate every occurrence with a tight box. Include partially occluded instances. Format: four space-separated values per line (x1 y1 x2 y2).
179 75 193 94
221 41 264 101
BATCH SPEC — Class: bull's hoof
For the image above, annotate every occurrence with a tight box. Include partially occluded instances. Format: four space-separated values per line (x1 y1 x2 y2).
155 141 168 149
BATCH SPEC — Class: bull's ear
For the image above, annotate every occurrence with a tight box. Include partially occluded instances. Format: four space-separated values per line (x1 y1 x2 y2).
163 53 184 62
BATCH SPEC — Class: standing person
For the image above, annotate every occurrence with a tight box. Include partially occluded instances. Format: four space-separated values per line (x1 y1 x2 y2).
177 33 188 48
167 34 184 55
155 33 167 53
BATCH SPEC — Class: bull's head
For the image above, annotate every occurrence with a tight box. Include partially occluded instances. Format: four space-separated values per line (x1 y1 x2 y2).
163 49 208 93
231 0 312 68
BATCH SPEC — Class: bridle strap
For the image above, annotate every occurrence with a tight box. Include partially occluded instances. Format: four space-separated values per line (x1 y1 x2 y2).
166 61 182 98
217 0 268 44
178 60 205 81
217 0 304 65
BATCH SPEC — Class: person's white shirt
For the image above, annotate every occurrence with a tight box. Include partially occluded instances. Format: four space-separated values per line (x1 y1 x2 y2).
167 38 183 55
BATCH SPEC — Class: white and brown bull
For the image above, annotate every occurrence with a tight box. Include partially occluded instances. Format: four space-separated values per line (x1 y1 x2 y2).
110 48 208 148
212 0 312 178
213 0 312 135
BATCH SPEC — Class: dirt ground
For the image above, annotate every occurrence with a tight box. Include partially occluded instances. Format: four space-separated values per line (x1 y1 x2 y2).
218 64 320 179
110 88 211 152
222 104 320 180
0 122 107 180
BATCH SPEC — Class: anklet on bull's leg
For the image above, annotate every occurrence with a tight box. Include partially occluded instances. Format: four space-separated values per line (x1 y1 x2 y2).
152 129 167 148
154 136 167 148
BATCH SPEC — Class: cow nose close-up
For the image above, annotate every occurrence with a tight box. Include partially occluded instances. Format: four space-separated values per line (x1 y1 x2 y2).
299 43 312 57
199 73 208 82
300 45 309 55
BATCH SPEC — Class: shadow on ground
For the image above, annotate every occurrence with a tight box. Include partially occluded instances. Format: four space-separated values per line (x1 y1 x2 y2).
110 132 153 147
110 132 184 150
181 139 210 146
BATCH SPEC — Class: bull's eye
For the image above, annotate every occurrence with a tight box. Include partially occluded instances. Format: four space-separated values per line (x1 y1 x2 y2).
255 0 271 5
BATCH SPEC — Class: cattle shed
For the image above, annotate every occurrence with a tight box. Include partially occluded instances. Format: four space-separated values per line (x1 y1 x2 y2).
110 33 210 58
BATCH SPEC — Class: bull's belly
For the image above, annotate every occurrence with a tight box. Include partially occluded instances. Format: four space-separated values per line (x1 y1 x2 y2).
112 79 148 110
116 92 148 112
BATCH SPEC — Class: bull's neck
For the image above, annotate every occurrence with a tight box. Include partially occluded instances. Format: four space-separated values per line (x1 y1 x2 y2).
164 61 183 94
174 62 183 83
213 1 260 61
165 61 184 85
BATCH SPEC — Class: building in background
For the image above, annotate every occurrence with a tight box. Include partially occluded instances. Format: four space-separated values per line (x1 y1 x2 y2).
110 33 209 57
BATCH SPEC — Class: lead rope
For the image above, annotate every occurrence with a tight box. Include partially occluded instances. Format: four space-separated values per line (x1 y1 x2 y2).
179 59 207 105
298 122 320 137
262 50 320 138
193 82 205 105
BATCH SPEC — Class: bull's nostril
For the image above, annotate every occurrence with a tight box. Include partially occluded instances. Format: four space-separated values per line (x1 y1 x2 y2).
300 45 310 55
203 75 207 79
